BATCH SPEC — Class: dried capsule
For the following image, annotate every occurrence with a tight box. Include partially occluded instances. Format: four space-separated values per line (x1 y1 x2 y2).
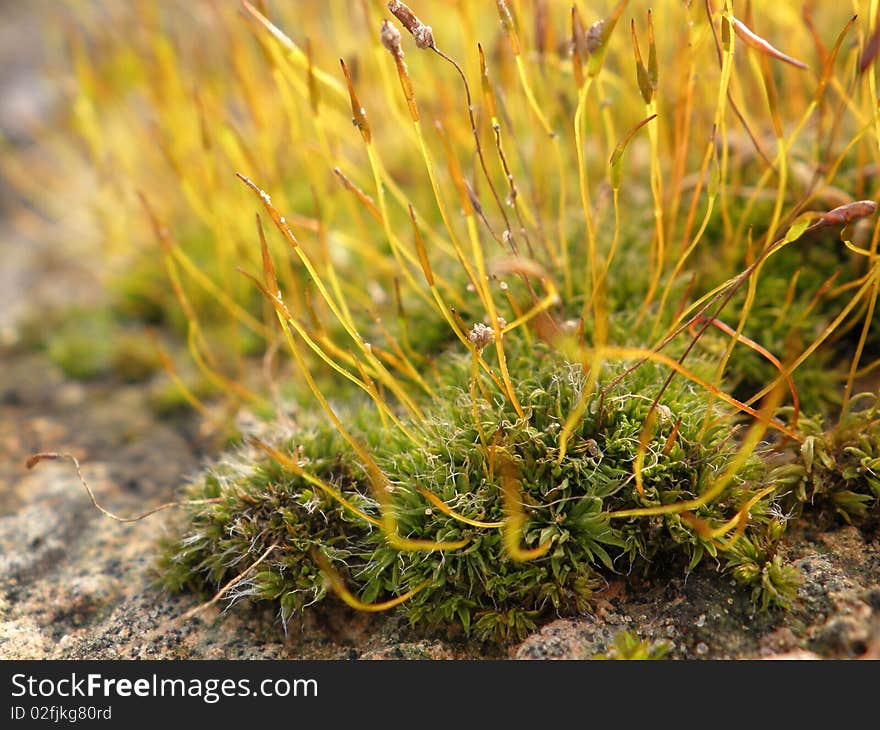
731 16 809 70
387 0 435 49
585 20 605 53
496 0 515 33
816 200 877 228
380 19 403 58
468 322 495 349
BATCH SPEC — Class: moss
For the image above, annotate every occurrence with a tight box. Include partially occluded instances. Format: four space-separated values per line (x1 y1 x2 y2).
156 424 375 625
724 526 802 611
108 331 162 382
45 309 116 381
159 338 792 641
44 307 159 383
595 630 672 660
771 396 880 525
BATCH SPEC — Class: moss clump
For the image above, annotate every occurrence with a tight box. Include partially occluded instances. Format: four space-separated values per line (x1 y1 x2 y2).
368 347 769 640
723 523 802 611
45 309 116 381
771 396 880 525
595 630 672 660
42 307 160 383
159 340 793 642
157 425 375 625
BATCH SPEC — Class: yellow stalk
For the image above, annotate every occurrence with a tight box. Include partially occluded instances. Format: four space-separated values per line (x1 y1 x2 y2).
241 1 347 102
169 245 269 338
412 119 484 296
185 324 264 407
275 305 466 552
701 49 791 438
561 344 801 445
638 99 666 318
655 144 718 332
409 206 506 393
362 142 443 311
842 5 880 416
283 312 423 446
367 312 435 397
465 207 525 419
632 410 658 500
239 173 427 424
511 55 568 295
148 329 210 417
574 75 599 322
